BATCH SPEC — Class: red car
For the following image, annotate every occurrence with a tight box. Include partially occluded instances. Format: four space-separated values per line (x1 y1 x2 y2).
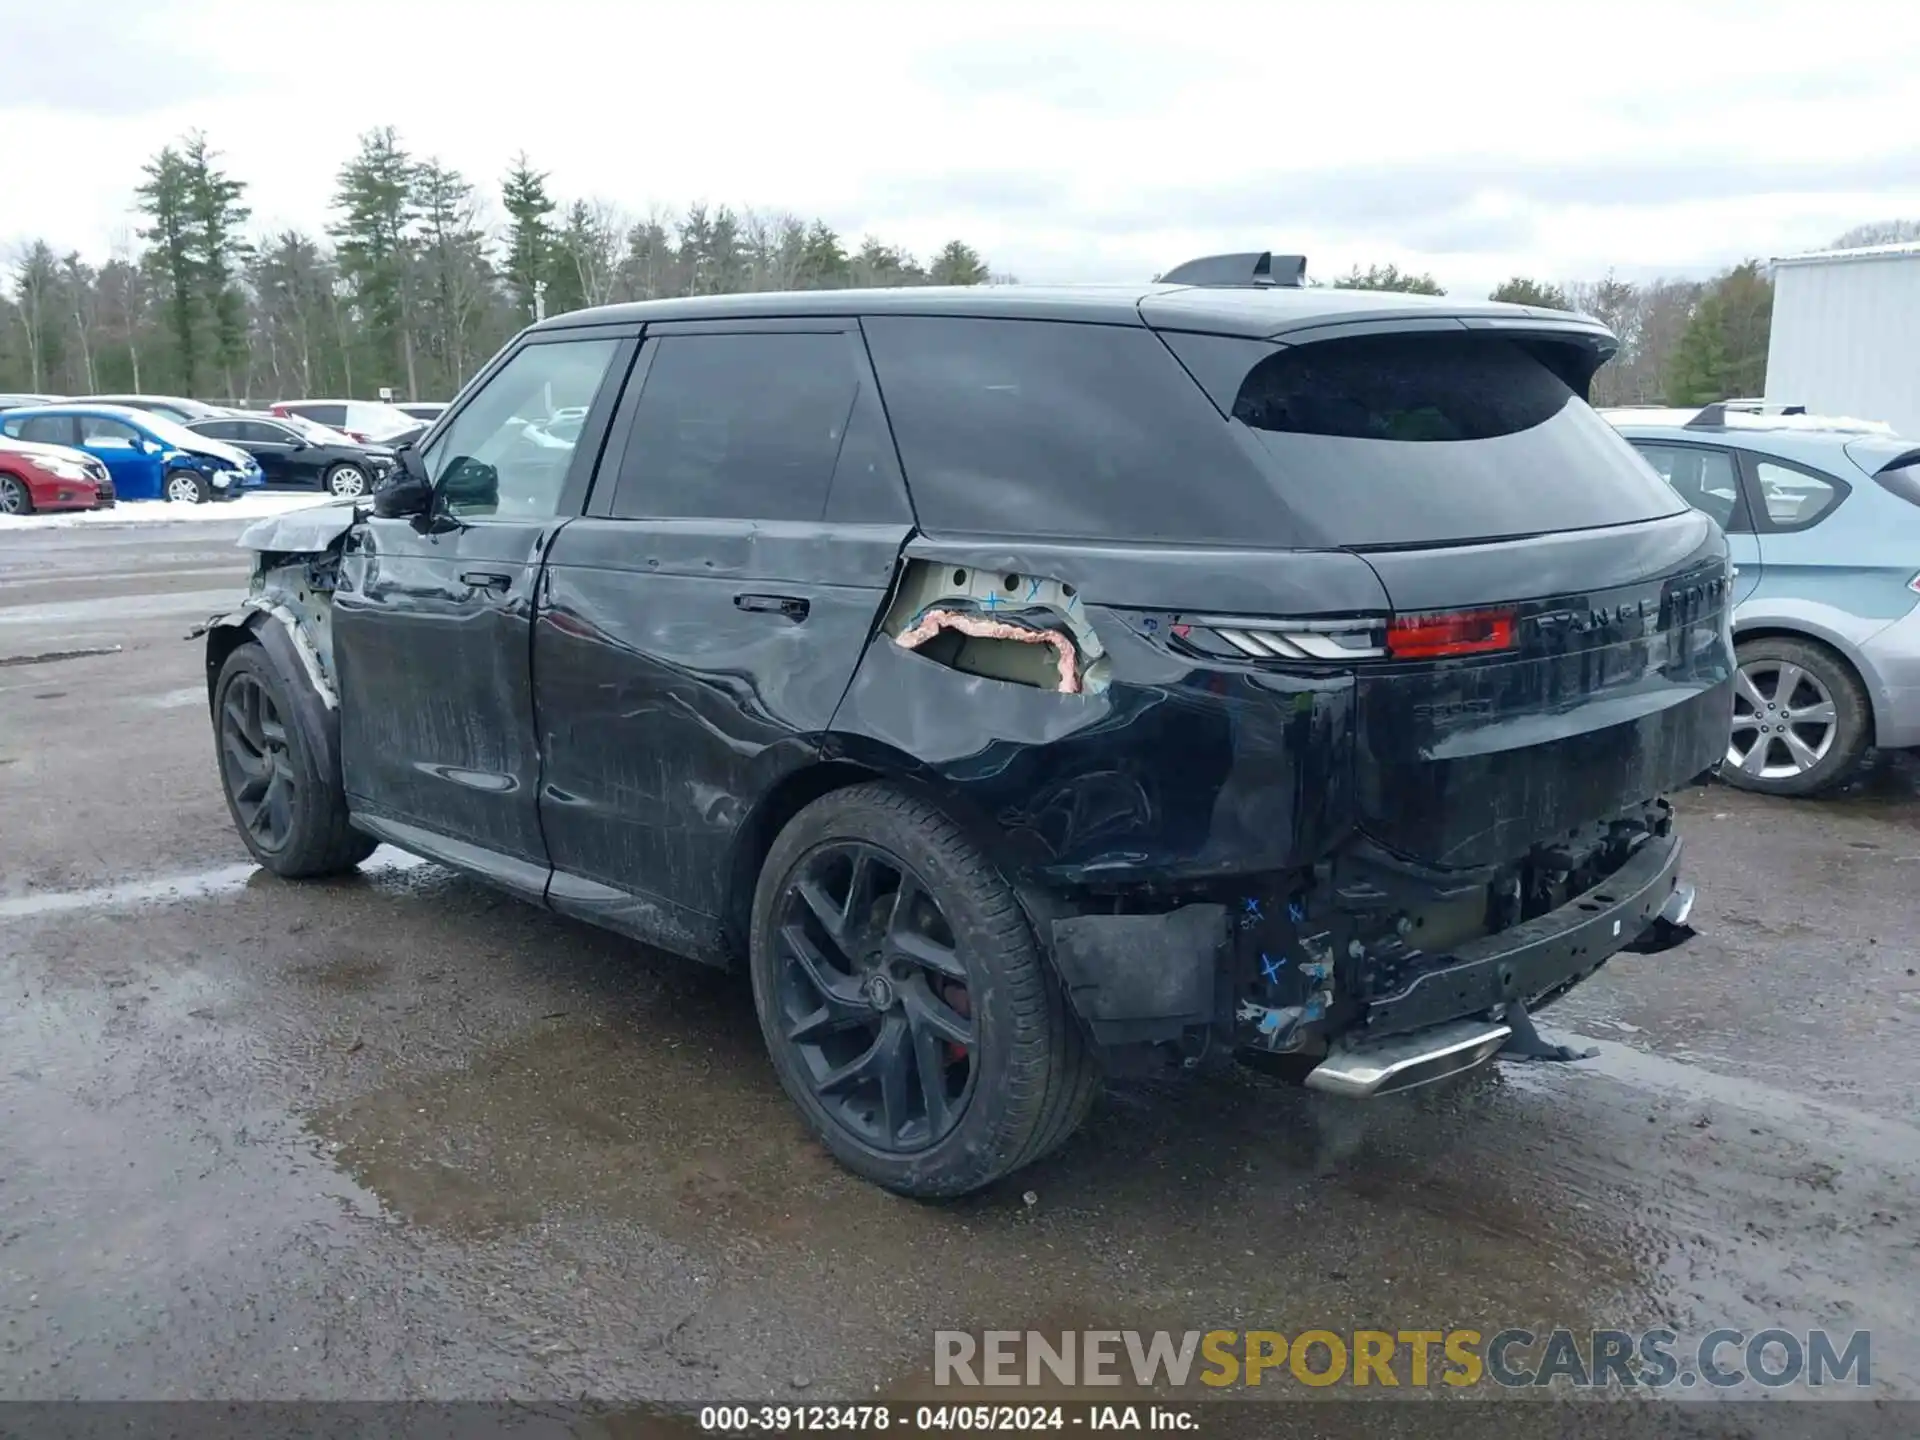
0 437 113 514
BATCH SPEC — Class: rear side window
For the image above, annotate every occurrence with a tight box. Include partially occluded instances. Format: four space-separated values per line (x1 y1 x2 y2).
1164 331 1686 547
301 404 348 426
863 316 1277 543
1752 459 1842 530
1630 442 1744 531
11 416 73 445
612 332 875 523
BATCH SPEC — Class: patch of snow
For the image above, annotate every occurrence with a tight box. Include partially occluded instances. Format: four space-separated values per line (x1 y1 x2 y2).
0 491 336 532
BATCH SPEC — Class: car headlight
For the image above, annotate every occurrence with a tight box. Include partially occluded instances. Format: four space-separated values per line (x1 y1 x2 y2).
45 460 92 481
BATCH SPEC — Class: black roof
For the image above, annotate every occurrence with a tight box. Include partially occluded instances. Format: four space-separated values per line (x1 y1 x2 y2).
528 282 1613 349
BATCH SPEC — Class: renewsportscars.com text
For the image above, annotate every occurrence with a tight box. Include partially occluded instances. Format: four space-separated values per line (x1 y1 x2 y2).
933 1328 1871 1390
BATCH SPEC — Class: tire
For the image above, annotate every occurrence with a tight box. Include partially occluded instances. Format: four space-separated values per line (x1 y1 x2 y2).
324 463 370 498
1723 636 1871 797
212 642 377 877
749 782 1100 1197
0 474 32 516
164 468 210 504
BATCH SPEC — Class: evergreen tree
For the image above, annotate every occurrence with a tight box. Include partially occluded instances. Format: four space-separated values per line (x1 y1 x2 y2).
1333 262 1445 295
929 240 990 285
181 132 252 398
1663 262 1772 406
1489 276 1570 310
501 155 557 320
332 127 420 396
135 144 200 391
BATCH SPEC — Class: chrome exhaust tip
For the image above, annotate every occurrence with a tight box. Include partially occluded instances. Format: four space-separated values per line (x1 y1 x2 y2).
1304 1019 1513 1099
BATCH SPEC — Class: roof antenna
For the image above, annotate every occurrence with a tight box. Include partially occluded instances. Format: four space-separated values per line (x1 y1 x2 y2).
1159 252 1308 288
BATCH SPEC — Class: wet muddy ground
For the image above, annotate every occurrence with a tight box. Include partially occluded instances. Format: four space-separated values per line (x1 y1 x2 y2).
2 522 1916 1421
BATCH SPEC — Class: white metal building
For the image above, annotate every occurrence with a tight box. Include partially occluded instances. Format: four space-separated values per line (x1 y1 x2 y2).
1765 242 1920 437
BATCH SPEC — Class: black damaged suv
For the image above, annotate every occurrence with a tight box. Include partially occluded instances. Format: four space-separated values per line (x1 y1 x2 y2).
203 253 1732 1195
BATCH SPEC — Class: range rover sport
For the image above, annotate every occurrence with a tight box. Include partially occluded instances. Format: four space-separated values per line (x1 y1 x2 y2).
200 253 1733 1196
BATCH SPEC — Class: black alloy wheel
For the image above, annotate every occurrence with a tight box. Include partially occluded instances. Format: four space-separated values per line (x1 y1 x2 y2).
219 670 298 853
771 841 978 1153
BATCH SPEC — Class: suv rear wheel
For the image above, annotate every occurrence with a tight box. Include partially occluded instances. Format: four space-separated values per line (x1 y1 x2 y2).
749 783 1099 1197
1725 637 1870 796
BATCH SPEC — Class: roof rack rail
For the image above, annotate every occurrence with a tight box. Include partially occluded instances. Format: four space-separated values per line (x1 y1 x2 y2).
1689 398 1808 428
1159 251 1307 288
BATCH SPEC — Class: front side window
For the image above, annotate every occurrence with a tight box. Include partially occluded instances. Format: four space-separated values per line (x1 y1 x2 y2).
1753 459 1842 530
424 338 621 519
611 332 859 522
80 416 143 444
1631 442 1743 530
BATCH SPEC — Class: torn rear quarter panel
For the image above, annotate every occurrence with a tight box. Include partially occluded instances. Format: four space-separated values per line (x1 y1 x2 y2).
831 538 1380 884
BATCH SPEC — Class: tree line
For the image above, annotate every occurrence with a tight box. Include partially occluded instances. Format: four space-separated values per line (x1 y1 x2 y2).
2 135 1910 411
0 127 999 404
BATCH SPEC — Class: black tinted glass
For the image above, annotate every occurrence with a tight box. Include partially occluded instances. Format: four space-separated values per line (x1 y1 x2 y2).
612 333 857 522
863 316 1275 543
1166 331 1685 546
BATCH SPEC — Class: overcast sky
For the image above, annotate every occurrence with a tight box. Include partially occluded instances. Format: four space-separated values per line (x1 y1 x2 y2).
4 0 1918 297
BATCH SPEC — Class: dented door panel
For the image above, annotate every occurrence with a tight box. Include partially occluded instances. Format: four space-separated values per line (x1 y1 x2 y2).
533 519 907 929
333 515 555 871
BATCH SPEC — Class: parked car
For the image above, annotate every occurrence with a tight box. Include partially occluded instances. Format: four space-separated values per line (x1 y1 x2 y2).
201 256 1729 1196
185 412 395 497
395 402 447 423
269 399 424 448
0 393 64 413
1605 402 1920 796
0 436 113 514
1 404 264 503
83 394 232 424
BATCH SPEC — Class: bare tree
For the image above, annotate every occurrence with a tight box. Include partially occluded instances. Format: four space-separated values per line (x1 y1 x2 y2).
1829 219 1920 249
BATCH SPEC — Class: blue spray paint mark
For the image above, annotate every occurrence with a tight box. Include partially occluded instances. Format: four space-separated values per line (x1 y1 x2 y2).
1242 897 1263 920
1304 998 1326 1021
1026 577 1043 601
1261 953 1285 984
982 591 1003 611
1287 900 1307 924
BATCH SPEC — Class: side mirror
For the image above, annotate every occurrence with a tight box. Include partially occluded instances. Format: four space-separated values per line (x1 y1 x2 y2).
372 448 433 518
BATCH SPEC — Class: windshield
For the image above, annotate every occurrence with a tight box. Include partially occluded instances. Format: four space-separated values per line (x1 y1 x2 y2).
140 412 232 451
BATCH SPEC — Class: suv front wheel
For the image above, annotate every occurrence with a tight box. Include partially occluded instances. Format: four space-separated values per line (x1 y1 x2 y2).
748 783 1099 1197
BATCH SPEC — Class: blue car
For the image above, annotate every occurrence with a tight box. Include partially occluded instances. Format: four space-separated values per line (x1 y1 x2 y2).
1605 403 1920 795
0 403 265 504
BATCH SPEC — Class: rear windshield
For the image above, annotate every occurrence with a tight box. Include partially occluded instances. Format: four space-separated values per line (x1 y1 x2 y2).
1165 331 1686 547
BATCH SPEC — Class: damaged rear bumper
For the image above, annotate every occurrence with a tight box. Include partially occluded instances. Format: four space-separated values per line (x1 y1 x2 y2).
1046 822 1691 1076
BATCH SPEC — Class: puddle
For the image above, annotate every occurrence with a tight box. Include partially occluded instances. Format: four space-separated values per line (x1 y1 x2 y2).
0 848 430 920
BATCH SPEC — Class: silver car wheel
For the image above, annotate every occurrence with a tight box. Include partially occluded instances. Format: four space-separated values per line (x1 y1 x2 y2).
166 472 203 503
0 476 27 514
1727 659 1837 780
326 465 368 497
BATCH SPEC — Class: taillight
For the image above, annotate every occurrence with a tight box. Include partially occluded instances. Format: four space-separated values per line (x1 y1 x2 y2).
1385 607 1517 660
